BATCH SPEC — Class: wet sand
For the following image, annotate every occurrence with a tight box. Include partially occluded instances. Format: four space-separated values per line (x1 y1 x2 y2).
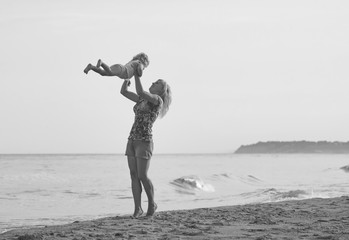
1 196 348 240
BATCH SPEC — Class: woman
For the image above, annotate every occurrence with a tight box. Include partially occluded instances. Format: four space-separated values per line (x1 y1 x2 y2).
120 74 172 218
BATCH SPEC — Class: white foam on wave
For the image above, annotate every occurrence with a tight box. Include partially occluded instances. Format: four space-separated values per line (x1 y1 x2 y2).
170 175 215 194
240 188 319 203
264 188 340 203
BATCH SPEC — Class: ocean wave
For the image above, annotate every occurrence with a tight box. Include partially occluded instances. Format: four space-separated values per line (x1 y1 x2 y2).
239 175 263 185
340 165 349 173
210 173 263 186
170 176 215 194
211 173 233 179
267 189 308 201
241 188 310 203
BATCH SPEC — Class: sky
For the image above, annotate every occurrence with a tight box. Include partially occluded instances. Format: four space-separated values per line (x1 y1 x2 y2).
0 0 348 154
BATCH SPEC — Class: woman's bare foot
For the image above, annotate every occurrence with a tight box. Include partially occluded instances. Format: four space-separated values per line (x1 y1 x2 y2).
146 203 157 217
96 59 102 68
133 207 144 218
84 64 92 74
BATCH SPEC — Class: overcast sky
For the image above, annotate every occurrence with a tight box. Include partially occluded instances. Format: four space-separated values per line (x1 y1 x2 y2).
0 0 348 154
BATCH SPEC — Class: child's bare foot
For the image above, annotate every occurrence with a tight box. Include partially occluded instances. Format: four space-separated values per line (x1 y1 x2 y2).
84 64 91 74
96 59 102 68
132 207 144 218
146 202 157 217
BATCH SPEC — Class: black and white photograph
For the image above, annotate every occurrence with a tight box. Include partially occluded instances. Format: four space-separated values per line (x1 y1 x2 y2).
1 0 348 239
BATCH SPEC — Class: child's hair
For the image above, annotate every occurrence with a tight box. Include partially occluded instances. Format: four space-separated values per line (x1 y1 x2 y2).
132 52 150 68
158 79 172 118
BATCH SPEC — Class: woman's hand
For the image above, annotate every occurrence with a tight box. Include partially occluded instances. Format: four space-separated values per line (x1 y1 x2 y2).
120 79 139 103
134 75 161 106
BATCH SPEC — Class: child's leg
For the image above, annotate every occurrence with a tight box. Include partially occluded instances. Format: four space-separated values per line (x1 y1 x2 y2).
99 61 116 76
84 64 92 74
84 64 110 76
84 60 114 76
96 59 102 68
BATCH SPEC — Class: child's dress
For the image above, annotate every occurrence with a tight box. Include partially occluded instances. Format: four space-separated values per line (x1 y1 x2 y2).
110 60 143 79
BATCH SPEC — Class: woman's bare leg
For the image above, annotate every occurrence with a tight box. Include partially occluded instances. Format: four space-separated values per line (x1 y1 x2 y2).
137 157 157 216
127 156 143 218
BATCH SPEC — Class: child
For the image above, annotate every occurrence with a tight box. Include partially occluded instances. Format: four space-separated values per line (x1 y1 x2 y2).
84 53 149 79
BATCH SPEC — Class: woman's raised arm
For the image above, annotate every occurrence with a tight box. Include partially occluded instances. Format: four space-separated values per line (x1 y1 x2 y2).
134 75 161 105
120 79 139 103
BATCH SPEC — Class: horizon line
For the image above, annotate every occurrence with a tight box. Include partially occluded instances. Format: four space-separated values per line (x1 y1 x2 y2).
0 152 236 155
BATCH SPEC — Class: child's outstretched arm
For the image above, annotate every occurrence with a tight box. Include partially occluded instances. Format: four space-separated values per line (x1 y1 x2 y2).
120 79 139 103
136 63 144 77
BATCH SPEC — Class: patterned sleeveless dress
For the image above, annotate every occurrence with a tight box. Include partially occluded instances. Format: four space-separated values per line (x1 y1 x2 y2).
128 98 161 141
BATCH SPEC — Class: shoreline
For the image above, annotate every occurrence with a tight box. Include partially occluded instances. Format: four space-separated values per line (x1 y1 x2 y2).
1 196 348 240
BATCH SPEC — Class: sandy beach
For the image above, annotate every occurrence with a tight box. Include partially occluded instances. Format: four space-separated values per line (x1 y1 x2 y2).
1 196 348 240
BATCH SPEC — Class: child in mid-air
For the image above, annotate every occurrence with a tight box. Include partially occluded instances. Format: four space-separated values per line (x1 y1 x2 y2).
84 52 149 79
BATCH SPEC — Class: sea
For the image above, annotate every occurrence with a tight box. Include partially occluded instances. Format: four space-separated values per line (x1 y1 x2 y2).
0 153 348 233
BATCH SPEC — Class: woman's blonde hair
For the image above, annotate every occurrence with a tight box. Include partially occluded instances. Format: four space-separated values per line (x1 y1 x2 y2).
158 79 172 118
132 52 149 68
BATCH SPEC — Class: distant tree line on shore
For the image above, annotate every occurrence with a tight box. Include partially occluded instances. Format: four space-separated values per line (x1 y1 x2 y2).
235 141 349 154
